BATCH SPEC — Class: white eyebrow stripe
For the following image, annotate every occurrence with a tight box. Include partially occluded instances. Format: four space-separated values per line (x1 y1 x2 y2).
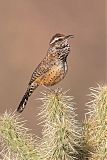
50 37 63 44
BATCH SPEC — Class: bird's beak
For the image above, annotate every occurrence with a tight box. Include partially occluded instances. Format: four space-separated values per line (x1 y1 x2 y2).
64 35 74 40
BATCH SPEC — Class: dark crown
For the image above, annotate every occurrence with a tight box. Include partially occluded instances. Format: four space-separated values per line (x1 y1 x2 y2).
49 33 74 45
49 33 65 45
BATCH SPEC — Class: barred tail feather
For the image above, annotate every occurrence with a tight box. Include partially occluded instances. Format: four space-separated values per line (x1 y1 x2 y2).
17 94 29 113
17 84 38 113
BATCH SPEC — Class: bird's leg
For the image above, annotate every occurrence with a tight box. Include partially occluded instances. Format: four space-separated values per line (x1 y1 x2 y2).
42 85 55 93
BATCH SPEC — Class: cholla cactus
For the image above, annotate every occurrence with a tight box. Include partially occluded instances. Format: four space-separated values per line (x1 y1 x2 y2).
0 111 39 160
0 149 19 160
38 89 81 160
84 85 107 160
1 85 106 160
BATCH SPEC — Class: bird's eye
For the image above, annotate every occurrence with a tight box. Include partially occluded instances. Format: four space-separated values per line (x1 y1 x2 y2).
57 38 63 42
50 37 63 45
54 38 63 44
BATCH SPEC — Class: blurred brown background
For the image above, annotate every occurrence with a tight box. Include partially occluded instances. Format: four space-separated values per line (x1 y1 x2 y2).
0 0 106 135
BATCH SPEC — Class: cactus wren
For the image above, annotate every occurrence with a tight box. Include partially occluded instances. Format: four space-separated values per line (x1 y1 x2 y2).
17 33 74 113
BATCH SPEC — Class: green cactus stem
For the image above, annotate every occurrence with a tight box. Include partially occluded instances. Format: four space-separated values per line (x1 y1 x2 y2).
38 89 81 160
0 111 39 160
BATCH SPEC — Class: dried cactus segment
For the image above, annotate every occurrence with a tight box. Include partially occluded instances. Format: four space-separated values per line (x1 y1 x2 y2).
84 85 107 160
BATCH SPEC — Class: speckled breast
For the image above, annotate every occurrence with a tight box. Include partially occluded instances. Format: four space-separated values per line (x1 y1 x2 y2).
35 61 68 86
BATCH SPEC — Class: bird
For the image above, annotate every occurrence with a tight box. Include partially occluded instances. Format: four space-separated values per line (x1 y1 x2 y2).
17 33 74 113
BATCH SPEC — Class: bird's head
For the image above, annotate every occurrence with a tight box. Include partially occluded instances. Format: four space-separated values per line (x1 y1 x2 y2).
49 33 74 49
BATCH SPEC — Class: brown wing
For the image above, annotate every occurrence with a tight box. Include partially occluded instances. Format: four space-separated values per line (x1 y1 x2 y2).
28 53 57 85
